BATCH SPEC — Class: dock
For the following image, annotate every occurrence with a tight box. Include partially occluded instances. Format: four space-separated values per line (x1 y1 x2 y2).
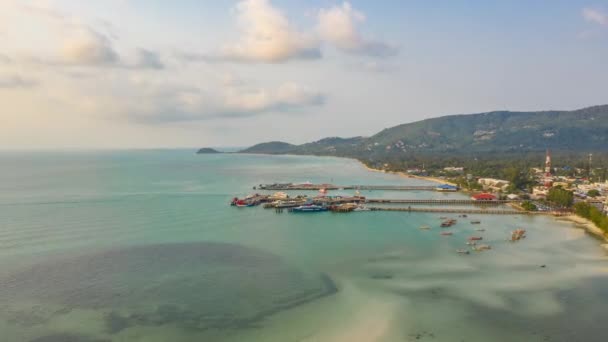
366 199 516 205
257 183 438 191
368 207 524 215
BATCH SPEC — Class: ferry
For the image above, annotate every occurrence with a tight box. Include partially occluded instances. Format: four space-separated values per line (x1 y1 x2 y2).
291 204 328 213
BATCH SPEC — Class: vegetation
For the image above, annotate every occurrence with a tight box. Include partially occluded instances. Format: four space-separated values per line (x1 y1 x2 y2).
546 187 574 208
240 141 296 154
196 148 220 154
574 202 608 233
234 105 608 182
587 189 601 198
520 201 538 211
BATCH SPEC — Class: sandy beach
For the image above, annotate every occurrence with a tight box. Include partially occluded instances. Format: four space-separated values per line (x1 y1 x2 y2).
557 215 608 244
359 162 458 187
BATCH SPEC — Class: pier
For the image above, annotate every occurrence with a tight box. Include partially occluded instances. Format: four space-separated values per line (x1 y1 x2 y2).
257 183 438 191
366 199 516 205
368 207 525 215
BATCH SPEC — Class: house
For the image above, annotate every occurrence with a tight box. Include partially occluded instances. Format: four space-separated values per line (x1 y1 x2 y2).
506 194 520 200
471 193 497 201
477 178 510 192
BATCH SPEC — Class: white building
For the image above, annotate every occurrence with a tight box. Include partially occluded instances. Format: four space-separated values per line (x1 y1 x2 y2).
478 178 510 192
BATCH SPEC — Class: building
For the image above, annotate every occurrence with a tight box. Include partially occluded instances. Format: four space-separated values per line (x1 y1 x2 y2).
545 149 552 176
471 193 497 201
478 178 510 192
443 167 464 174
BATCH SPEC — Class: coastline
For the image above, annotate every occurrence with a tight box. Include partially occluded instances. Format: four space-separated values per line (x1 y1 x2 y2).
358 163 458 187
556 215 608 245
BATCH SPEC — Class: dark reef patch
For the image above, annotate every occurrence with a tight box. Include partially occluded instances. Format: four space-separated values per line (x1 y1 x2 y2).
29 333 110 342
1 242 337 332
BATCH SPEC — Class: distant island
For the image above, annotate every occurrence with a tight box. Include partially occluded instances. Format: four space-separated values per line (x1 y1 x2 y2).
196 148 221 154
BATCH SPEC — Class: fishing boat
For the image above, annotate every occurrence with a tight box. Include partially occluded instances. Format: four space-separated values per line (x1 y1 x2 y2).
475 228 486 232
468 236 483 241
466 241 477 246
291 204 328 213
472 244 491 251
440 219 457 227
276 200 306 208
510 228 526 242
235 199 254 207
441 232 453 236
470 220 481 224
419 225 431 230
457 249 470 255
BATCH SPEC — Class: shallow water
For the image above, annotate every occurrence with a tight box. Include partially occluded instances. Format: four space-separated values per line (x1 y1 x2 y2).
0 151 607 341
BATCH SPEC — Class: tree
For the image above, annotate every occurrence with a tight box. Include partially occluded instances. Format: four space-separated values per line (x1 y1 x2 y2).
587 189 601 198
547 187 574 208
520 201 537 211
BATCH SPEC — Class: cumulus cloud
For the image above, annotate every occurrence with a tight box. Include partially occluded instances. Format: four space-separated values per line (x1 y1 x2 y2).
132 48 165 69
61 28 119 66
583 7 608 26
1 1 162 69
0 54 12 64
0 74 37 88
200 0 321 63
126 81 324 123
317 2 398 57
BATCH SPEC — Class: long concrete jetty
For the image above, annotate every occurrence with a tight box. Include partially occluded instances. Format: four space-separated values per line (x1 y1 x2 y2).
257 183 438 191
366 199 515 205
368 207 527 215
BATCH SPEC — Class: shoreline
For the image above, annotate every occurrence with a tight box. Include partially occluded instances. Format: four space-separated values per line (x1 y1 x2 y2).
556 215 608 245
358 162 458 187
239 152 608 251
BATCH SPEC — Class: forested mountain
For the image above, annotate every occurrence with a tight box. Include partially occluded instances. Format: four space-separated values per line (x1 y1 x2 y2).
238 105 608 159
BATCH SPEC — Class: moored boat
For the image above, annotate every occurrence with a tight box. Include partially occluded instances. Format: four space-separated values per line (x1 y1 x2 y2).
291 204 328 213
510 228 526 242
441 231 453 236
472 244 491 251
419 225 431 230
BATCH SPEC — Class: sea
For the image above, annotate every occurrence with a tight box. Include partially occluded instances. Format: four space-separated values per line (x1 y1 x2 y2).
0 150 607 342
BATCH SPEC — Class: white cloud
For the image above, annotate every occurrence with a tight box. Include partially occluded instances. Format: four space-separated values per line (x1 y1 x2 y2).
133 48 165 69
0 74 37 88
1 1 162 69
318 2 398 57
202 0 321 63
127 81 324 122
61 28 119 66
582 7 608 26
0 54 12 64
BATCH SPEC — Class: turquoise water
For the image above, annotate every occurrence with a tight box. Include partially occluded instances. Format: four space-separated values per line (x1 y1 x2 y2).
1 151 607 342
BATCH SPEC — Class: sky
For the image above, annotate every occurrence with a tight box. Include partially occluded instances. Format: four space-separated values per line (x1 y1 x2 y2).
1 0 608 149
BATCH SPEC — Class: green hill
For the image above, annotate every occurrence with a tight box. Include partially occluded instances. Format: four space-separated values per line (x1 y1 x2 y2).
196 148 220 154
239 141 297 154
239 105 608 158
